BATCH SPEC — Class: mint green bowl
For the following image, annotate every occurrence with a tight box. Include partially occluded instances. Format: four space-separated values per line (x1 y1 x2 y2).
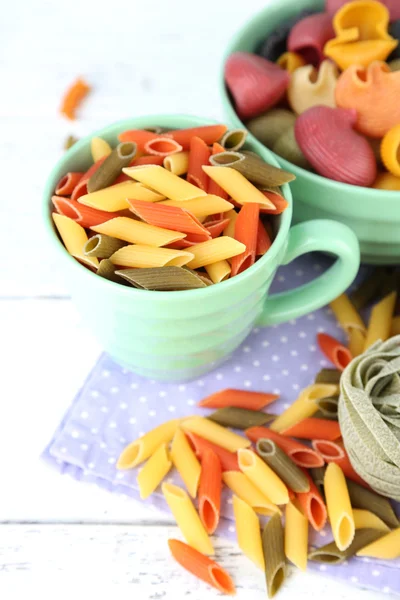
221 0 400 265
43 114 360 381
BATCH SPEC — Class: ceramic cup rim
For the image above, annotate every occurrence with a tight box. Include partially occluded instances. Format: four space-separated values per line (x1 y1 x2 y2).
43 113 293 301
219 0 400 208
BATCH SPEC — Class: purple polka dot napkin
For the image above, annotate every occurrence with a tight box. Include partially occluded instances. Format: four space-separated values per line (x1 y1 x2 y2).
43 253 400 595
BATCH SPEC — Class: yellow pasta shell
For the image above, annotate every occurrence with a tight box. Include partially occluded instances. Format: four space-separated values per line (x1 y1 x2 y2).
288 61 339 115
373 172 400 190
381 124 400 177
276 52 306 73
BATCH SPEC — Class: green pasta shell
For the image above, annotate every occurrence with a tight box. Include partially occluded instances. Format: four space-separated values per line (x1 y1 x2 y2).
115 266 208 291
272 126 312 170
246 109 296 149
207 407 275 429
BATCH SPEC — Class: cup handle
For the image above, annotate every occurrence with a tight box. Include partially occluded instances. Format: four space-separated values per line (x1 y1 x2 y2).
257 219 360 327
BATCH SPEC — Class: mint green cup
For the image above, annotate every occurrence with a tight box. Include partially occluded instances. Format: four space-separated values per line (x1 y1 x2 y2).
43 114 360 381
221 0 400 265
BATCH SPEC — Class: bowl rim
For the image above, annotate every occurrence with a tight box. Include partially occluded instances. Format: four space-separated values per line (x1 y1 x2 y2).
219 1 400 205
43 113 293 301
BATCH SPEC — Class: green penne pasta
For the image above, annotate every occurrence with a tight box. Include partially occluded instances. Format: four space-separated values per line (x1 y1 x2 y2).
309 529 385 565
262 513 286 598
84 234 127 259
315 396 339 419
64 135 78 150
115 266 208 291
256 439 310 493
273 126 312 170
207 408 276 430
350 268 392 310
389 58 400 72
346 479 399 529
220 128 248 151
88 142 137 192
310 466 326 497
315 369 342 385
97 259 121 283
246 109 296 149
210 151 295 187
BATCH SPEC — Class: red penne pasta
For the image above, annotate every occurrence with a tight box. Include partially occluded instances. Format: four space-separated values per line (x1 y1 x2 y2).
184 432 239 472
282 418 341 441
245 427 324 468
130 155 164 167
230 203 260 277
144 137 183 157
60 77 91 120
167 125 228 150
168 539 235 595
187 136 212 190
55 172 84 196
317 333 353 371
198 449 222 535
113 173 131 185
256 220 272 256
325 452 369 488
198 389 279 410
208 143 229 199
259 191 289 215
128 199 210 239
117 129 162 152
51 196 120 228
205 218 231 238
311 439 345 461
296 469 328 531
71 157 107 202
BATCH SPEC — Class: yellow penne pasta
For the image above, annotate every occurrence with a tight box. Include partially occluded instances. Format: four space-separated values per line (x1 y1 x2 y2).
162 482 214 555
348 328 366 358
182 416 250 452
160 196 234 218
391 316 400 336
202 166 275 209
238 448 289 505
91 217 185 247
284 501 308 571
223 209 239 238
163 151 190 175
110 245 194 269
324 463 355 551
79 182 165 211
330 294 366 334
52 213 98 269
170 428 201 498
233 495 264 570
137 443 172 500
364 292 397 351
91 136 112 161
205 260 231 283
123 165 207 201
186 238 246 270
353 509 390 532
270 384 339 432
356 528 400 559
222 471 280 516
117 419 180 469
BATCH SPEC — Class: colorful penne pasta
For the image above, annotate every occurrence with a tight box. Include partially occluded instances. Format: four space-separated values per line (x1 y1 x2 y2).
198 389 279 410
117 419 181 469
233 495 264 570
170 428 201 498
184 431 240 472
246 427 324 468
284 501 308 571
222 471 280 516
296 469 328 531
182 417 250 453
137 443 172 499
238 448 289 505
282 417 341 441
324 463 355 551
317 333 352 371
198 449 222 534
52 214 98 270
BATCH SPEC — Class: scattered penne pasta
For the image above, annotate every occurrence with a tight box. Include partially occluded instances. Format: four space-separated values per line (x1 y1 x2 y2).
238 448 289 505
198 449 222 535
182 417 250 453
324 463 355 551
198 389 279 410
137 443 172 499
233 495 264 570
246 427 324 468
222 471 280 516
262 513 286 598
170 428 201 498
117 419 181 469
284 501 308 571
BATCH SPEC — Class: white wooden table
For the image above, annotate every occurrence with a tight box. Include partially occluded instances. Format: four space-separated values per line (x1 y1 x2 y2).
0 0 388 596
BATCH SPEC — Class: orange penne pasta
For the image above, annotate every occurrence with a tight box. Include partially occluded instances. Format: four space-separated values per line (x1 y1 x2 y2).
168 539 235 595
60 77 91 120
117 129 161 152
52 196 120 229
187 136 212 190
296 470 327 531
245 427 324 468
198 449 222 534
282 418 341 441
208 143 229 199
205 218 231 239
184 431 239 472
128 199 210 239
317 333 352 371
231 203 259 277
256 220 272 256
55 172 84 196
130 155 165 167
198 389 279 410
167 125 228 150
312 440 345 462
324 452 369 489
71 157 107 202
259 191 289 214
144 137 183 157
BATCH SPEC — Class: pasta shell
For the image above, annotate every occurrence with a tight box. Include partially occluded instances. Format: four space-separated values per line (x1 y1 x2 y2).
326 0 400 22
335 61 400 137
373 172 400 190
257 9 318 62
276 51 306 73
224 52 290 120
272 126 312 170
294 106 377 186
287 13 335 66
381 124 400 177
288 60 339 115
324 1 398 69
246 109 296 149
